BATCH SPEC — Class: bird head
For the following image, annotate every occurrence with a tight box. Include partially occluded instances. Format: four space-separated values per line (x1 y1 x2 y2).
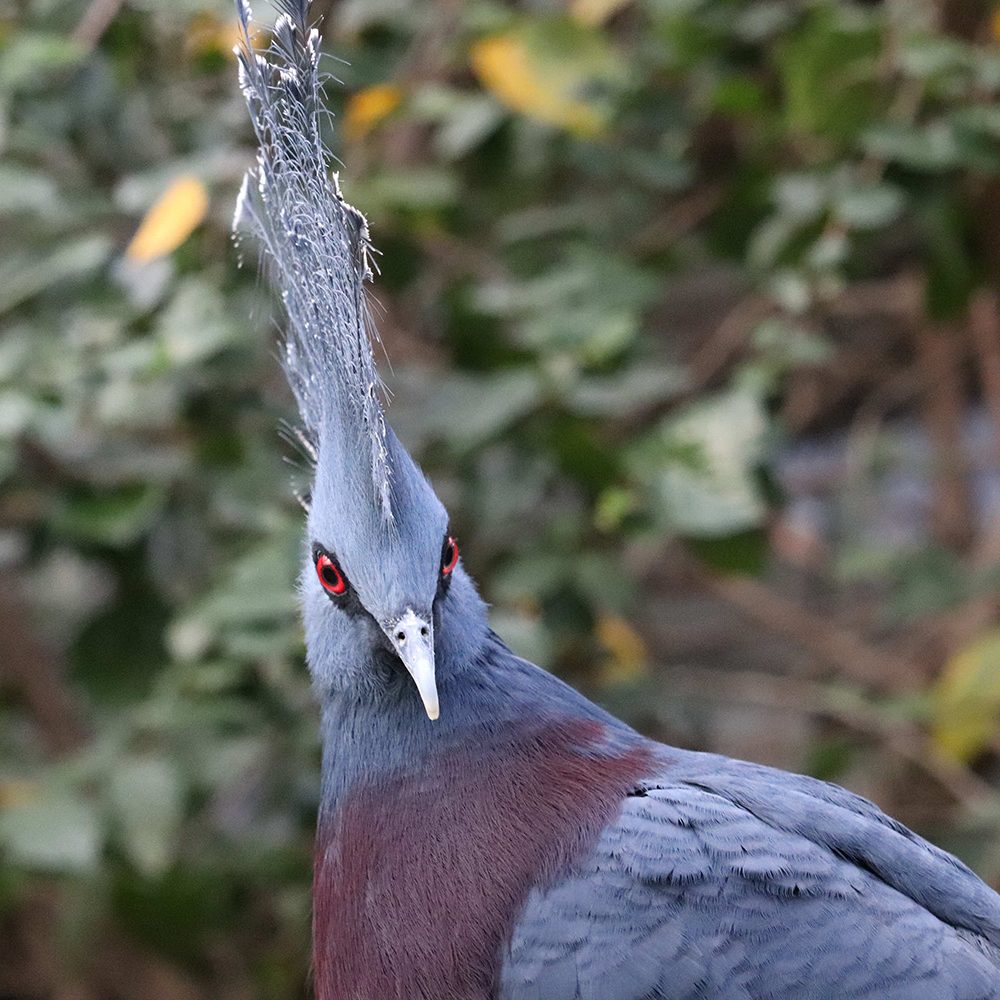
234 0 482 719
301 425 457 720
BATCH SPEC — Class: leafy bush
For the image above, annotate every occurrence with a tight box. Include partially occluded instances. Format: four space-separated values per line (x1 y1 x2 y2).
3 0 1000 995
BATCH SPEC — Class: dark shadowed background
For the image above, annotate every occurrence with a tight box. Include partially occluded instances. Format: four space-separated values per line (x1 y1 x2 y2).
4 0 1000 996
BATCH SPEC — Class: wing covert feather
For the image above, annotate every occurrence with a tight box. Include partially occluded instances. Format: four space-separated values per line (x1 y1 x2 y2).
501 764 1000 1000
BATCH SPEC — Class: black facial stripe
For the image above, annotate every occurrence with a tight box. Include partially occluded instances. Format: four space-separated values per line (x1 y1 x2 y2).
436 531 455 599
312 538 456 628
312 544 368 619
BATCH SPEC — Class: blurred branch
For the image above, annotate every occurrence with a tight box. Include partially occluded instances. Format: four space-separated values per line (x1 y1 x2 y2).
71 0 124 50
686 295 772 390
686 558 928 692
828 272 923 319
934 291 1000 651
668 664 997 809
630 185 724 257
0 577 87 756
917 322 974 551
970 289 1000 477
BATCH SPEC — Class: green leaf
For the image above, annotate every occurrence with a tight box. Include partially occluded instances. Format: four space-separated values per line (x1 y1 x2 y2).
0 235 113 315
0 165 61 217
773 173 828 222
155 278 243 366
55 485 167 548
899 36 971 82
358 169 459 213
567 364 687 417
919 191 975 320
932 631 1000 762
179 534 300 637
862 122 962 172
392 369 542 451
779 9 880 143
110 757 185 876
0 32 85 90
0 788 102 873
834 183 905 230
633 389 769 537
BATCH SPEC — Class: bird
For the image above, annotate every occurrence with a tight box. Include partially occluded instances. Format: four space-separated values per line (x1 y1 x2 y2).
233 3 1000 998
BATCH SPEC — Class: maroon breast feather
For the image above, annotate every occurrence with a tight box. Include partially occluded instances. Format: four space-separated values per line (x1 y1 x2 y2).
313 719 653 1000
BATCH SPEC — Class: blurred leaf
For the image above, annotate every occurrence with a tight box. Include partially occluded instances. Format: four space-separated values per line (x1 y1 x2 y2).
55 484 167 548
393 369 542 451
594 612 648 686
567 364 686 417
0 787 101 873
773 173 827 222
0 32 85 89
689 528 768 574
489 608 554 666
0 164 60 216
110 756 185 876
920 191 975 320
345 84 403 141
635 389 769 537
834 182 904 230
570 0 631 27
126 176 209 263
0 235 112 315
905 35 970 74
434 95 505 160
932 631 1000 762
752 318 833 371
862 123 962 172
359 168 458 212
779 9 879 142
155 277 243 365
886 547 968 622
471 21 622 137
183 12 242 60
179 534 299 638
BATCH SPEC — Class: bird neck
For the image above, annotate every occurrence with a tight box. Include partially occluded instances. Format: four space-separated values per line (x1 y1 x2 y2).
316 610 639 825
311 636 654 1000
315 568 490 805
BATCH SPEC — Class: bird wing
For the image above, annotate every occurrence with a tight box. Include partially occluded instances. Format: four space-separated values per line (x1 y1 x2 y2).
501 752 1000 1000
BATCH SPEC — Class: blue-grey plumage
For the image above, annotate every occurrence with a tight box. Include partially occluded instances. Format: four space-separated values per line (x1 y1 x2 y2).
234 0 392 522
504 741 1000 998
234 3 1000 998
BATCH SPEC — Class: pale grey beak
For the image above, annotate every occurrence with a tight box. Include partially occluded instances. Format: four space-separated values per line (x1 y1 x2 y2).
384 609 439 720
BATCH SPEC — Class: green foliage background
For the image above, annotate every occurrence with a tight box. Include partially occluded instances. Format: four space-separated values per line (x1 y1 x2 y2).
4 0 1000 995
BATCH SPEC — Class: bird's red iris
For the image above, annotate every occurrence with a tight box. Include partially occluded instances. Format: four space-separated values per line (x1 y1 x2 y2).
441 536 459 577
316 553 346 595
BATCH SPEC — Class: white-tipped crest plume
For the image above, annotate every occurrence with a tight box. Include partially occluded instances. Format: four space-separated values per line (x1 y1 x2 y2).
233 0 392 521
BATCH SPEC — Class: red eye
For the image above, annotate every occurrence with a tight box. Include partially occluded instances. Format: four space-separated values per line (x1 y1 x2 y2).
441 536 459 577
316 553 346 595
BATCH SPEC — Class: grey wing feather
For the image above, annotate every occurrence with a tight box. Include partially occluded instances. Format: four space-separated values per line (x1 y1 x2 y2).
502 752 1000 1000
234 0 392 519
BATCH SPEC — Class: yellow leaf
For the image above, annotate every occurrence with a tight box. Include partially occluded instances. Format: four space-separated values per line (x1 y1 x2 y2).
184 13 243 59
345 84 403 141
595 613 648 686
470 33 606 138
126 177 209 263
570 0 630 27
992 8 1000 45
931 630 1000 761
0 780 39 809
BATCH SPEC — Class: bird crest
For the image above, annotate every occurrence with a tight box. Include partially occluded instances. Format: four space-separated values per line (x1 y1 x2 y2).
233 0 393 522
